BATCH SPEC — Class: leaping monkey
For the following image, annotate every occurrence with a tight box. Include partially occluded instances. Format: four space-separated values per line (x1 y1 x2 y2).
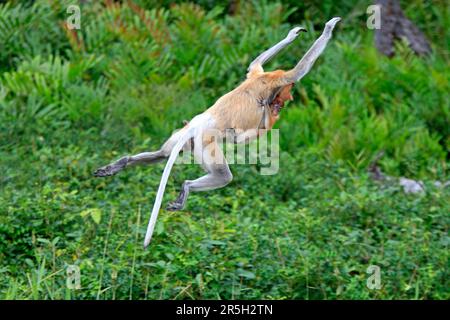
94 17 341 248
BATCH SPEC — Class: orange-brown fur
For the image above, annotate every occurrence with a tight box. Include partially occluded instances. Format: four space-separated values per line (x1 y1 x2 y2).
267 83 294 129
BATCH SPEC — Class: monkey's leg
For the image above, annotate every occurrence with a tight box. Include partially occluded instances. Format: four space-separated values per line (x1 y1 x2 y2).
166 141 232 211
93 129 193 177
93 150 168 177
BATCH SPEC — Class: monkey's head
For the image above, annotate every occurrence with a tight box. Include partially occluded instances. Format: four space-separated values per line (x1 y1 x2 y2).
270 83 294 115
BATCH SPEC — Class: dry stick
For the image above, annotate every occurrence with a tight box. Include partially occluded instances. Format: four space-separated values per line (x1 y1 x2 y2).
368 150 388 181
173 283 193 300
144 273 150 300
129 205 141 300
96 210 115 300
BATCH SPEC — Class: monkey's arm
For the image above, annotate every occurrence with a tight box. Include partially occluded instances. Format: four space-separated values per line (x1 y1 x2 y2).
247 26 306 77
282 17 341 84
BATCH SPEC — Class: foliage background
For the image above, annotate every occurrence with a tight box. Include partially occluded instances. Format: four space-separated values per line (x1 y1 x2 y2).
0 0 448 299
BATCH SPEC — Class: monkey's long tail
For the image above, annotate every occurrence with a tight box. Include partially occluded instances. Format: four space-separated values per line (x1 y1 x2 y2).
143 127 197 248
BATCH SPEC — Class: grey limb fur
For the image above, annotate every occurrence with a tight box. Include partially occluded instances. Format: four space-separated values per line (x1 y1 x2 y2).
247 26 307 74
283 17 341 84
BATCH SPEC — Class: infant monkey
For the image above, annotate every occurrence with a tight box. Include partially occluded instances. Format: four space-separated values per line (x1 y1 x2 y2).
94 18 341 247
272 84 294 112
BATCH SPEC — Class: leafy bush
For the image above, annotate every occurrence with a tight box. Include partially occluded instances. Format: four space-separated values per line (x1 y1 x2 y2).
0 0 448 300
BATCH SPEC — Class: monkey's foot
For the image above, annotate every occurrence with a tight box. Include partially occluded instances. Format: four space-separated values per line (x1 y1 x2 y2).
166 201 184 212
93 157 128 177
166 183 189 211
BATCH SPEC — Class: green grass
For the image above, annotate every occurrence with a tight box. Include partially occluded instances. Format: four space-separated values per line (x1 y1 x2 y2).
0 0 449 299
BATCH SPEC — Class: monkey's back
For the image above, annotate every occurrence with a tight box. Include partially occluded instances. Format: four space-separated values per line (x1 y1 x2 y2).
205 71 292 132
205 77 275 131
206 92 262 131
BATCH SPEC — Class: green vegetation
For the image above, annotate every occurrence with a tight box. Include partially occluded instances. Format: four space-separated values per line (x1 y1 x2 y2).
0 0 448 299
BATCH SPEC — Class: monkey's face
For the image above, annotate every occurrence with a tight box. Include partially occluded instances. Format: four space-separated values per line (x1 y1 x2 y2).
270 84 294 115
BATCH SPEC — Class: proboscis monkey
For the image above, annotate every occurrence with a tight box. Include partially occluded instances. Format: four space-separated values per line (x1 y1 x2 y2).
94 17 341 248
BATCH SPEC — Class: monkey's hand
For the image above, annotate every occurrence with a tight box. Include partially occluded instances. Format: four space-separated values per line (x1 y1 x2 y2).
286 26 307 42
93 157 129 177
324 17 341 36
